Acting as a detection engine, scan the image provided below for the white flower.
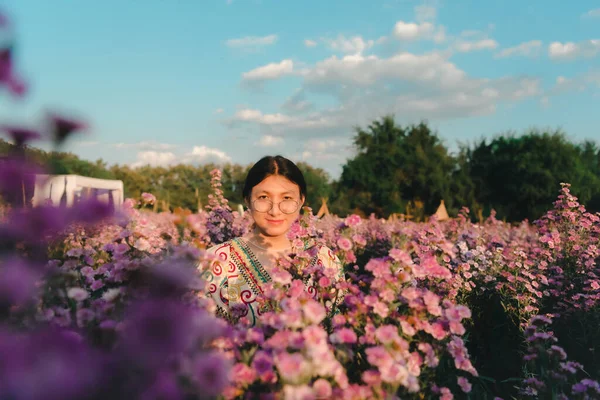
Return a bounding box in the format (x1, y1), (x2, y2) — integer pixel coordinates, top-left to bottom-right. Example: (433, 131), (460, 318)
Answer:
(102, 288), (122, 302)
(67, 287), (89, 302)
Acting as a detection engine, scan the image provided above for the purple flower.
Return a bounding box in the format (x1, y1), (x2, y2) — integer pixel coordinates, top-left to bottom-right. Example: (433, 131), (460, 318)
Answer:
(140, 370), (183, 400)
(69, 198), (115, 224)
(0, 327), (105, 400)
(0, 257), (42, 310)
(0, 46), (27, 98)
(118, 299), (207, 368)
(0, 156), (42, 207)
(46, 112), (87, 145)
(192, 352), (231, 397)
(0, 125), (41, 146)
(1, 204), (69, 243)
(0, 11), (9, 27)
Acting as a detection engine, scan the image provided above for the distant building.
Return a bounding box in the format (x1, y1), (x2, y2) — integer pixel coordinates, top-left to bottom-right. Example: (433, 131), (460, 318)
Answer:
(32, 174), (124, 209)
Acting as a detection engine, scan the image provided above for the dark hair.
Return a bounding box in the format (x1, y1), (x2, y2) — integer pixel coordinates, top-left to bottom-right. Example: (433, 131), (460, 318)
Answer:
(242, 155), (307, 201)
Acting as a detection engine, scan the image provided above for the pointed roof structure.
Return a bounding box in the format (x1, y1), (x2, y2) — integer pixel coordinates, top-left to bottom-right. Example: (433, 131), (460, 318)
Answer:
(433, 200), (450, 221)
(316, 197), (330, 218)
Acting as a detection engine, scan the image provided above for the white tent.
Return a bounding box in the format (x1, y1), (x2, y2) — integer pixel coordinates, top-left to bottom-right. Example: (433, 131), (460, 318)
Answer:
(31, 174), (124, 209)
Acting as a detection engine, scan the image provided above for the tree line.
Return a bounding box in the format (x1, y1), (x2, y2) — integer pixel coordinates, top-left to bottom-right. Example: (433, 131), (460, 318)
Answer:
(2, 115), (599, 222)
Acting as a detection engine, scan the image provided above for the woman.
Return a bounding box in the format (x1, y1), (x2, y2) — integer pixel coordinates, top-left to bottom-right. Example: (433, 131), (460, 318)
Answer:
(201, 155), (343, 326)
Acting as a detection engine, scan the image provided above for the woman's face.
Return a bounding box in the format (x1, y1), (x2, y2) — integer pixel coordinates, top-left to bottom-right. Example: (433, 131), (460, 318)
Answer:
(247, 175), (304, 239)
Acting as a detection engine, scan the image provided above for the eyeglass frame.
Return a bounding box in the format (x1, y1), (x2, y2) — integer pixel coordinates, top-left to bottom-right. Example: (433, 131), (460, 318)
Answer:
(251, 198), (301, 214)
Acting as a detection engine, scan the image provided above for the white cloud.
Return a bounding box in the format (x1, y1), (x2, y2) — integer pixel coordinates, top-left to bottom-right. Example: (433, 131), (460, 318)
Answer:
(304, 52), (467, 89)
(415, 4), (437, 23)
(548, 39), (600, 60)
(113, 141), (178, 151)
(282, 90), (313, 113)
(455, 38), (498, 53)
(304, 39), (317, 48)
(582, 9), (600, 18)
(256, 135), (284, 147)
(131, 151), (178, 168)
(494, 40), (542, 58)
(242, 59), (294, 82)
(214, 108), (224, 114)
(393, 21), (435, 40)
(130, 146), (231, 168)
(185, 146), (232, 164)
(226, 19), (544, 149)
(233, 108), (292, 125)
(225, 34), (278, 48)
(324, 35), (375, 55)
(229, 45), (544, 140)
(545, 70), (599, 98)
(73, 140), (99, 147)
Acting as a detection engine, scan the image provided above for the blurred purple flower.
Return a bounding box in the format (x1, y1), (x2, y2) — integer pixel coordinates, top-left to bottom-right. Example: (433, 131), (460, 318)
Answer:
(0, 156), (41, 206)
(143, 257), (205, 296)
(0, 125), (41, 146)
(1, 204), (69, 243)
(46, 112), (87, 145)
(0, 11), (9, 27)
(0, 257), (43, 311)
(139, 370), (183, 400)
(192, 352), (231, 397)
(69, 197), (115, 224)
(118, 299), (203, 368)
(0, 327), (106, 400)
(0, 46), (27, 98)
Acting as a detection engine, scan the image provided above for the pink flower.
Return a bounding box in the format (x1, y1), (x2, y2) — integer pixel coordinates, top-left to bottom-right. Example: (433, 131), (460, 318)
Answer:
(230, 363), (257, 386)
(389, 248), (413, 264)
(373, 301), (389, 318)
(418, 343), (439, 367)
(344, 214), (362, 227)
(289, 279), (305, 297)
(439, 387), (454, 400)
(400, 318), (417, 336)
(303, 300), (326, 324)
(412, 255), (452, 280)
(449, 321), (466, 335)
(457, 377), (472, 393)
(423, 291), (442, 316)
(401, 287), (421, 301)
(380, 363), (408, 385)
(318, 276), (331, 287)
(283, 385), (314, 400)
(375, 325), (399, 345)
(303, 325), (328, 345)
(425, 321), (448, 340)
(313, 379), (333, 399)
(141, 192), (156, 205)
(352, 234), (367, 247)
(337, 237), (352, 251)
(271, 268), (293, 285)
(330, 328), (357, 344)
(275, 353), (308, 383)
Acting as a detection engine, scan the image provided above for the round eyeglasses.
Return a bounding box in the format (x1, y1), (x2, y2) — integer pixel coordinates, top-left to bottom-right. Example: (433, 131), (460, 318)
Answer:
(252, 198), (300, 214)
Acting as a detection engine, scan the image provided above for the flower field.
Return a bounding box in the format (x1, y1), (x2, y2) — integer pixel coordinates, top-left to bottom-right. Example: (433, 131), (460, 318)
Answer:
(1, 10), (600, 400)
(1, 165), (599, 399)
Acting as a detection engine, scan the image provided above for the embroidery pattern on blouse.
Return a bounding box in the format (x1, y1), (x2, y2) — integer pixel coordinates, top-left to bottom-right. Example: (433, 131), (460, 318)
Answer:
(203, 238), (343, 325)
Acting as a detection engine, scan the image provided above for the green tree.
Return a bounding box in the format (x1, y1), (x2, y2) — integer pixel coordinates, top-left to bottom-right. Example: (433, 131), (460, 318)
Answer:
(296, 162), (332, 212)
(335, 116), (456, 217)
(466, 129), (600, 221)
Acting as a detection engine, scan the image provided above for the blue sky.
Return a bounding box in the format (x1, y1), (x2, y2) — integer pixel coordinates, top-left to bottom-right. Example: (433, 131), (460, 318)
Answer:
(0, 0), (599, 178)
